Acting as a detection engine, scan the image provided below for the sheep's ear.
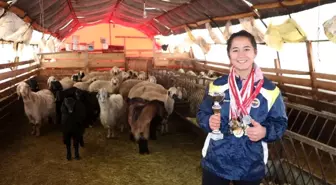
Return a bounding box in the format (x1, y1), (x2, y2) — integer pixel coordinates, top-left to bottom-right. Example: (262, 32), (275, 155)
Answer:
(96, 92), (100, 99)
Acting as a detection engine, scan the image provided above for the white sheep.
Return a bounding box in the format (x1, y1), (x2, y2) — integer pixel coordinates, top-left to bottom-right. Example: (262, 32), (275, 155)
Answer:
(47, 76), (74, 90)
(97, 88), (127, 138)
(73, 77), (97, 91)
(110, 66), (121, 76)
(147, 75), (157, 83)
(186, 70), (197, 76)
(137, 73), (147, 80)
(16, 82), (56, 136)
(177, 68), (185, 73)
(88, 77), (119, 94)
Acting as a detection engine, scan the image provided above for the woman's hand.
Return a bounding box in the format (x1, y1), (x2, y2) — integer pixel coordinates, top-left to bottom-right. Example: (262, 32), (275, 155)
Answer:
(209, 114), (221, 131)
(246, 119), (266, 142)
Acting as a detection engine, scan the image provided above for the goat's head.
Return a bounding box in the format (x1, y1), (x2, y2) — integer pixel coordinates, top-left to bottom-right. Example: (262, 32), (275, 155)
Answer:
(111, 66), (121, 76)
(121, 71), (131, 81)
(75, 89), (84, 100)
(110, 77), (120, 86)
(47, 76), (57, 87)
(79, 71), (85, 79)
(63, 97), (76, 114)
(96, 88), (109, 103)
(50, 81), (63, 95)
(17, 82), (30, 100)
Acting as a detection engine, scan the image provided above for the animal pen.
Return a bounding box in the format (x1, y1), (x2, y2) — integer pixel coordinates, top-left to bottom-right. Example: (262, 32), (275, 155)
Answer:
(0, 0), (335, 185)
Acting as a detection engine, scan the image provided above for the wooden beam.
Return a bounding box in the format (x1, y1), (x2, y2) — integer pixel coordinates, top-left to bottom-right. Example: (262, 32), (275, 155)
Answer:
(284, 93), (336, 115)
(41, 61), (86, 68)
(315, 80), (336, 92)
(88, 53), (125, 61)
(314, 72), (336, 81)
(262, 67), (310, 75)
(279, 85), (336, 102)
(265, 74), (312, 87)
(252, 0), (325, 10)
(0, 65), (40, 81)
(306, 41), (318, 102)
(0, 60), (35, 70)
(171, 0), (325, 31)
(0, 70), (39, 91)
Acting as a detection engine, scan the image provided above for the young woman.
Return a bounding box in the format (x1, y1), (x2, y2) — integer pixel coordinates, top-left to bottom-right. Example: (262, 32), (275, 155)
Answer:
(197, 30), (288, 185)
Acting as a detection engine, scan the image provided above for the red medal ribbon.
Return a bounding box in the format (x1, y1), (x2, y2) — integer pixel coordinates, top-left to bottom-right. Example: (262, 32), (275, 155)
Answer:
(229, 67), (264, 119)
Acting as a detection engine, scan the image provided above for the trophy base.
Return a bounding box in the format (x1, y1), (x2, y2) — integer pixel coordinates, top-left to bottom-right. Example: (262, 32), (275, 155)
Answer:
(211, 130), (224, 140)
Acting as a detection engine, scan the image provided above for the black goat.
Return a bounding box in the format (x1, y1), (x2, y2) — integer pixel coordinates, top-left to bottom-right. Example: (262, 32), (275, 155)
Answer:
(61, 97), (86, 160)
(74, 89), (100, 127)
(26, 77), (39, 92)
(54, 87), (78, 124)
(71, 71), (85, 82)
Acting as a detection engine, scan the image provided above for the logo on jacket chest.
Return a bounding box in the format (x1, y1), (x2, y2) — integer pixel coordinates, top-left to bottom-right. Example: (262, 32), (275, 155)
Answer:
(251, 98), (260, 108)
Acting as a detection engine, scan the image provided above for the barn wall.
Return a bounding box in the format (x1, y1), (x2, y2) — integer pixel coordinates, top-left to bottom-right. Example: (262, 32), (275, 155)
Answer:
(64, 24), (153, 57)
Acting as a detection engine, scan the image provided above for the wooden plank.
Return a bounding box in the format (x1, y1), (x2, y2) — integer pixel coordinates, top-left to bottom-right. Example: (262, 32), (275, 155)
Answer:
(306, 41), (318, 101)
(314, 72), (336, 81)
(0, 85), (17, 99)
(41, 61), (86, 68)
(253, 0), (322, 10)
(0, 70), (39, 90)
(265, 74), (312, 87)
(279, 85), (336, 102)
(0, 65), (40, 81)
(154, 52), (190, 59)
(0, 60), (35, 70)
(315, 80), (336, 92)
(284, 93), (336, 114)
(262, 67), (310, 75)
(204, 61), (231, 68)
(41, 52), (85, 60)
(89, 53), (125, 60)
(89, 61), (125, 68)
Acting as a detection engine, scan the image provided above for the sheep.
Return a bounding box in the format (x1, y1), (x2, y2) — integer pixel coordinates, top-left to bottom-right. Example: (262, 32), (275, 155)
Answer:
(47, 76), (74, 90)
(137, 72), (147, 80)
(97, 88), (127, 138)
(177, 68), (185, 73)
(73, 77), (97, 91)
(54, 87), (79, 125)
(128, 99), (167, 154)
(207, 70), (217, 78)
(127, 70), (138, 79)
(71, 71), (85, 82)
(186, 70), (197, 76)
(119, 79), (143, 99)
(110, 66), (121, 76)
(147, 75), (157, 83)
(16, 82), (56, 136)
(119, 71), (131, 82)
(26, 77), (39, 92)
(75, 88), (100, 128)
(88, 77), (119, 94)
(168, 86), (183, 100)
(128, 81), (175, 136)
(61, 97), (86, 160)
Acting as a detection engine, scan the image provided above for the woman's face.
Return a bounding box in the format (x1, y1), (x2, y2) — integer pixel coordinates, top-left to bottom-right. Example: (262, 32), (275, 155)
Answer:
(228, 36), (257, 72)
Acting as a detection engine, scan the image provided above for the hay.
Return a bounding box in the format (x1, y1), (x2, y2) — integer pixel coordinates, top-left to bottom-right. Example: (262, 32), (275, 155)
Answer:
(0, 109), (203, 185)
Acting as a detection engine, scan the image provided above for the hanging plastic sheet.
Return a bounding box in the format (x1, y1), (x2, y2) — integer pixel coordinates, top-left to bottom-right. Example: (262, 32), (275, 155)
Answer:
(265, 18), (307, 51)
(323, 15), (336, 43)
(223, 21), (232, 42)
(239, 17), (265, 43)
(205, 22), (222, 44)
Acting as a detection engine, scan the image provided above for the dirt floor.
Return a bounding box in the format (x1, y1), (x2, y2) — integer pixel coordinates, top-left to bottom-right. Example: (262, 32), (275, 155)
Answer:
(0, 102), (205, 185)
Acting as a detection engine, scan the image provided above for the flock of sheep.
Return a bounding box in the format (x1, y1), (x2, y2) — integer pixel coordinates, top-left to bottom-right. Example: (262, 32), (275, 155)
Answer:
(15, 65), (217, 160)
(16, 66), (192, 159)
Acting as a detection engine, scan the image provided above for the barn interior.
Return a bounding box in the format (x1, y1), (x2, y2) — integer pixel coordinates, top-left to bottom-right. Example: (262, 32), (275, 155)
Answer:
(0, 0), (335, 185)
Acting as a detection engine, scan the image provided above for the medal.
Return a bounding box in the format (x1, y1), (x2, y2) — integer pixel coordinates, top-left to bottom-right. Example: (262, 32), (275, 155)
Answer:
(228, 66), (264, 138)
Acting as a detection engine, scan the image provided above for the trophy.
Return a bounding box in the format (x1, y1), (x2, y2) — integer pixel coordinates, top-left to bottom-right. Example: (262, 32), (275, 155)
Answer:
(208, 91), (225, 140)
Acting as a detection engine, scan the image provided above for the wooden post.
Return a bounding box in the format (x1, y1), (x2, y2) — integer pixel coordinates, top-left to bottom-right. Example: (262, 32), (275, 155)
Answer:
(83, 51), (89, 73)
(274, 58), (284, 89)
(306, 41), (318, 102)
